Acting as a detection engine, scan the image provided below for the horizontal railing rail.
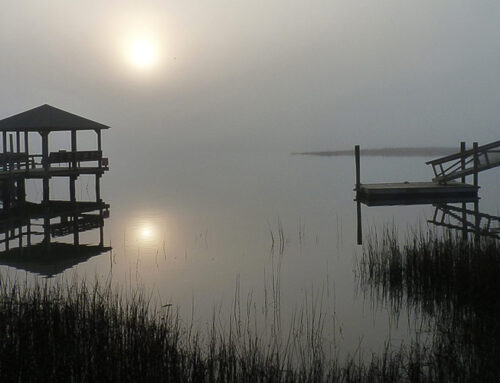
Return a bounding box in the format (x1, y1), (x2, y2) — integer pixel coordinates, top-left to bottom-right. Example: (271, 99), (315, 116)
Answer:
(426, 140), (500, 183)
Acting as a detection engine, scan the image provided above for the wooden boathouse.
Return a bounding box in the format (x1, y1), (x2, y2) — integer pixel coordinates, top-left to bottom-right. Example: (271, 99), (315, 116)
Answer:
(0, 104), (110, 266)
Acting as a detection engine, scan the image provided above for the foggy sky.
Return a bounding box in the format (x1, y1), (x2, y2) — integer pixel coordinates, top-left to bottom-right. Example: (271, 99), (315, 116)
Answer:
(1, 1), (500, 155)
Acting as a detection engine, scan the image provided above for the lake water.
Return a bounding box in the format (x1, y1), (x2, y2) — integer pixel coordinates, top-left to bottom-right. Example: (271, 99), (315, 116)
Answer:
(2, 142), (500, 361)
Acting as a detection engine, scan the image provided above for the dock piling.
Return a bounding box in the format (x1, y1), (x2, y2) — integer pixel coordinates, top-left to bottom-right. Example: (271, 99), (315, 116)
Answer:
(355, 145), (360, 190)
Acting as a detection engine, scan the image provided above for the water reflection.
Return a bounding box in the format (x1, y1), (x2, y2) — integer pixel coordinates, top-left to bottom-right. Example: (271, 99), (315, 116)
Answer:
(123, 213), (170, 252)
(0, 202), (110, 277)
(356, 198), (500, 245)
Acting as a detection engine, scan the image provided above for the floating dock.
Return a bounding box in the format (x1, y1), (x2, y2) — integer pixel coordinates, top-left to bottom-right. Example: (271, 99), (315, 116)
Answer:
(353, 144), (484, 207)
(353, 141), (500, 244)
(357, 181), (478, 206)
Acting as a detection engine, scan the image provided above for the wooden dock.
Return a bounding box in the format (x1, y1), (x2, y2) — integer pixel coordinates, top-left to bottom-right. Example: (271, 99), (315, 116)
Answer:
(356, 181), (478, 206)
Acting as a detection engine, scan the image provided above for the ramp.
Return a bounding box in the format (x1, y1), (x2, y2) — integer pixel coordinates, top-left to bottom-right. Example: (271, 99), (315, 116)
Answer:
(426, 140), (500, 183)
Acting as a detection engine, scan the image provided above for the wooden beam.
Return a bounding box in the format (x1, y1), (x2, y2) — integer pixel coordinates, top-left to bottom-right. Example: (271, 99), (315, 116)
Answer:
(355, 145), (360, 190)
(473, 142), (478, 188)
(41, 131), (50, 203)
(71, 129), (77, 169)
(24, 131), (29, 168)
(461, 142), (467, 240)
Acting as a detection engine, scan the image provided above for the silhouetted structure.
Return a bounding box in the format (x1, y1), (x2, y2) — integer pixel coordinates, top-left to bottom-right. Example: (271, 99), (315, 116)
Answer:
(0, 105), (110, 275)
(354, 141), (500, 244)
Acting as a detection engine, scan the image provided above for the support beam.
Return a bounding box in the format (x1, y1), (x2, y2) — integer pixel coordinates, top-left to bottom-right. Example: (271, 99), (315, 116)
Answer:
(355, 145), (360, 190)
(473, 142), (479, 188)
(16, 131), (20, 169)
(357, 201), (362, 245)
(41, 132), (50, 203)
(71, 129), (77, 169)
(24, 131), (29, 169)
(96, 175), (101, 202)
(473, 142), (480, 243)
(27, 221), (31, 246)
(97, 129), (102, 153)
(18, 226), (22, 248)
(73, 216), (80, 246)
(461, 142), (467, 240)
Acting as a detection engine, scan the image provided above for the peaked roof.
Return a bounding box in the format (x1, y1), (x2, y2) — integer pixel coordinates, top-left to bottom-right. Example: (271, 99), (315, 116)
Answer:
(0, 104), (110, 132)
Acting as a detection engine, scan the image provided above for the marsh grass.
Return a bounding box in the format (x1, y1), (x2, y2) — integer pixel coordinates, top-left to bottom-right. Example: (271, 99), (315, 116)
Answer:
(4, 226), (499, 381)
(0, 273), (452, 382)
(358, 228), (500, 382)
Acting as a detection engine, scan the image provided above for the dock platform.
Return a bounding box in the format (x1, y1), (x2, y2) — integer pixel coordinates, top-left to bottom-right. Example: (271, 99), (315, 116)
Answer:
(356, 181), (478, 206)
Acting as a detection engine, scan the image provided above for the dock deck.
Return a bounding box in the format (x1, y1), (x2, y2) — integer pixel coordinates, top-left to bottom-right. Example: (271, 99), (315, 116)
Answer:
(356, 181), (478, 206)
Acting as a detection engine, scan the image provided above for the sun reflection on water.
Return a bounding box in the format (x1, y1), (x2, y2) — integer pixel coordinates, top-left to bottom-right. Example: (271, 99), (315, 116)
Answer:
(125, 213), (171, 254)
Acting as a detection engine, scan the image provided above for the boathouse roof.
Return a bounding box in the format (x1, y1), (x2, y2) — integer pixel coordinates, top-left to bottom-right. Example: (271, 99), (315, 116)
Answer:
(0, 104), (110, 132)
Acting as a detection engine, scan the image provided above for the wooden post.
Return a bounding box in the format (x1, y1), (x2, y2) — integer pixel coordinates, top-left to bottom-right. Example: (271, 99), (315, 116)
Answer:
(70, 130), (79, 245)
(71, 130), (77, 169)
(460, 142), (467, 240)
(27, 221), (31, 246)
(473, 142), (479, 188)
(473, 142), (479, 243)
(41, 132), (49, 203)
(16, 178), (25, 202)
(357, 201), (362, 245)
(18, 226), (22, 248)
(8, 134), (13, 171)
(9, 134), (13, 153)
(99, 211), (104, 247)
(24, 131), (29, 169)
(43, 217), (51, 253)
(355, 145), (360, 190)
(15, 131), (20, 169)
(96, 129), (102, 203)
(96, 176), (101, 202)
(97, 129), (102, 153)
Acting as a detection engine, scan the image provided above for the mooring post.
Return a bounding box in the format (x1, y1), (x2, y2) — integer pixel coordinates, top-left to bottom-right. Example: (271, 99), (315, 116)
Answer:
(473, 142), (479, 188)
(460, 142), (467, 239)
(357, 201), (362, 245)
(355, 145), (360, 190)
(354, 145), (362, 244)
(473, 142), (480, 242)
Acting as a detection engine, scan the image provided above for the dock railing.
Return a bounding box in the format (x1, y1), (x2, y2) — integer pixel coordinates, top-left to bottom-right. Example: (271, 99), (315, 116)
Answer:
(426, 140), (500, 183)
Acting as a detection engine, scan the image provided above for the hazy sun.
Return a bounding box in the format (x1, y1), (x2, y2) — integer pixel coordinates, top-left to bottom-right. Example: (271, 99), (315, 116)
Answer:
(129, 38), (156, 68)
(141, 227), (152, 238)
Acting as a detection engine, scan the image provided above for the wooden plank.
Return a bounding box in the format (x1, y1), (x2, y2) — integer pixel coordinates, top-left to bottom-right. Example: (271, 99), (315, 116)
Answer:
(0, 166), (108, 180)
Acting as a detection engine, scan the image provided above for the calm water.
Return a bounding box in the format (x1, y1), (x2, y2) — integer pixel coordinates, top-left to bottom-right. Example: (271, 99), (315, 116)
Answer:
(3, 142), (500, 360)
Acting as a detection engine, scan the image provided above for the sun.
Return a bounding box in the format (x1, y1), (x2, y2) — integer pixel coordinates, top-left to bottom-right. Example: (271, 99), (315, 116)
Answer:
(141, 227), (152, 238)
(129, 38), (156, 68)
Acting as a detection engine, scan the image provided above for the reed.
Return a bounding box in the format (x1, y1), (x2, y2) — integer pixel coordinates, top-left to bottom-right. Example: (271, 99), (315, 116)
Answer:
(0, 273), (445, 382)
(358, 228), (500, 382)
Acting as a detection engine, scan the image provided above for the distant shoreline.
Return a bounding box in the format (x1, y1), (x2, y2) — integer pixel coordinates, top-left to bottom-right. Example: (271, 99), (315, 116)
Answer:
(292, 147), (457, 157)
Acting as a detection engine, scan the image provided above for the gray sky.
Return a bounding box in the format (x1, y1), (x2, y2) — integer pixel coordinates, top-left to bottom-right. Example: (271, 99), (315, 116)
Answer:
(1, 1), (500, 153)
